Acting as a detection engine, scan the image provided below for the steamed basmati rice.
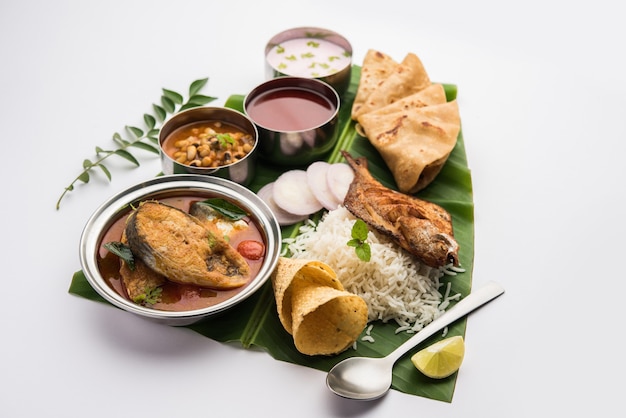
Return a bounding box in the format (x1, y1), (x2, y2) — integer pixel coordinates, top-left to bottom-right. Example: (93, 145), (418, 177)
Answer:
(283, 207), (462, 335)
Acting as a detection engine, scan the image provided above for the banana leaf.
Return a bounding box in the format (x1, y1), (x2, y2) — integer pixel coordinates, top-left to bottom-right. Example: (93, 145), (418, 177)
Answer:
(69, 66), (474, 403)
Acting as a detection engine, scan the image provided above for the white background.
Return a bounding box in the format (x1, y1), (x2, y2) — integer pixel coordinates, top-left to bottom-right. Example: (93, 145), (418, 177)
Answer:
(2, 0), (624, 416)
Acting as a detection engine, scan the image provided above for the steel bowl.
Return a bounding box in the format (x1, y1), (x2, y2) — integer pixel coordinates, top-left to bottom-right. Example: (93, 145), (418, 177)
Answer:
(264, 26), (352, 96)
(158, 107), (259, 186)
(79, 175), (281, 326)
(244, 76), (340, 166)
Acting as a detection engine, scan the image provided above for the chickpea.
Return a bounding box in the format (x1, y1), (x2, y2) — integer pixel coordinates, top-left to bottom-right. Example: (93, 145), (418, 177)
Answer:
(198, 145), (211, 158)
(174, 139), (189, 148)
(187, 146), (197, 161)
(165, 121), (256, 168)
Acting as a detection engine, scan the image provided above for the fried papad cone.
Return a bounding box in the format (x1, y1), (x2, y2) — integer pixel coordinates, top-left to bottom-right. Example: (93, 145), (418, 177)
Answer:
(351, 49), (399, 120)
(270, 257), (368, 355)
(352, 52), (431, 120)
(270, 257), (343, 334)
(358, 99), (461, 193)
(291, 284), (368, 356)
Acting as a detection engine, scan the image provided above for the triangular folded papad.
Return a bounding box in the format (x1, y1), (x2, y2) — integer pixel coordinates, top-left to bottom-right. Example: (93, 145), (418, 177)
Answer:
(358, 100), (461, 194)
(352, 52), (431, 120)
(357, 83), (447, 118)
(351, 49), (399, 120)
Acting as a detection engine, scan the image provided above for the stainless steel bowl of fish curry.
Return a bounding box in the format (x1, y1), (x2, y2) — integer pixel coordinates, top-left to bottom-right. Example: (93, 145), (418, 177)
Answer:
(79, 175), (281, 326)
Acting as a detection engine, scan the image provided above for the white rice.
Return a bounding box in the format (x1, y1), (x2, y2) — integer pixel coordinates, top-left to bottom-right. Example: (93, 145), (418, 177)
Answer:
(361, 324), (375, 343)
(283, 206), (462, 335)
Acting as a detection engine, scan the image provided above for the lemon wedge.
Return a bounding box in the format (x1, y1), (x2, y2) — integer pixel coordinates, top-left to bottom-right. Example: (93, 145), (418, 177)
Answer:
(411, 335), (465, 379)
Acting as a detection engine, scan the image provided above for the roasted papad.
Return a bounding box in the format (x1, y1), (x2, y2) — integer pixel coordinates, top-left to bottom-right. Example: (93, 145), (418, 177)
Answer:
(358, 96), (461, 194)
(351, 49), (461, 193)
(352, 52), (431, 120)
(351, 49), (399, 120)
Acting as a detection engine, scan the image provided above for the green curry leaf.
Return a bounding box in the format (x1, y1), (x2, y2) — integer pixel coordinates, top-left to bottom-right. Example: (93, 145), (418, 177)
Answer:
(103, 241), (135, 270)
(347, 219), (371, 262)
(197, 198), (248, 221)
(144, 113), (156, 129)
(162, 88), (183, 104)
(97, 164), (112, 181)
(189, 78), (208, 96)
(188, 94), (218, 106)
(56, 78), (217, 210)
(134, 286), (163, 306)
(354, 243), (371, 262)
(217, 133), (235, 148)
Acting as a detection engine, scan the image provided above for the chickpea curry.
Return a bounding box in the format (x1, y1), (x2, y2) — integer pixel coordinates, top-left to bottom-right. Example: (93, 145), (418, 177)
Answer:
(162, 121), (255, 168)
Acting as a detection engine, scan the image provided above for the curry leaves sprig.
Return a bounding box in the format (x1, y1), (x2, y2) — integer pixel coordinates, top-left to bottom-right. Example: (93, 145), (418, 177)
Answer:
(56, 78), (217, 210)
(347, 219), (371, 262)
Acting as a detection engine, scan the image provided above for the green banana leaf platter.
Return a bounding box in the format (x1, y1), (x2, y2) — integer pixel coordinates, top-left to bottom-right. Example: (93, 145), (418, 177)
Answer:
(69, 66), (474, 403)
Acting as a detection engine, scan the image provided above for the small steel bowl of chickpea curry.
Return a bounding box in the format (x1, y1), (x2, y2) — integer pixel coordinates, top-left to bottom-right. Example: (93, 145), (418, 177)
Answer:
(159, 106), (259, 185)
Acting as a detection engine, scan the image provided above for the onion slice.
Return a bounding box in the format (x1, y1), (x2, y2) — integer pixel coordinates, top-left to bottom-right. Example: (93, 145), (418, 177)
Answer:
(326, 162), (354, 203)
(306, 161), (342, 211)
(272, 170), (323, 216)
(257, 183), (309, 226)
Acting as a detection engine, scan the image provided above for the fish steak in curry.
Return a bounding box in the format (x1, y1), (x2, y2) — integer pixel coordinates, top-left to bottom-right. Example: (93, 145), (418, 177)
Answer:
(125, 201), (251, 290)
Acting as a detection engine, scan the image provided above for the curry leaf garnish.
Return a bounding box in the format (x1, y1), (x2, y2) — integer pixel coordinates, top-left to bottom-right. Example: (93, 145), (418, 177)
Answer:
(197, 198), (248, 220)
(133, 286), (163, 306)
(347, 219), (371, 262)
(206, 231), (218, 249)
(103, 241), (135, 270)
(217, 133), (235, 148)
(56, 78), (218, 210)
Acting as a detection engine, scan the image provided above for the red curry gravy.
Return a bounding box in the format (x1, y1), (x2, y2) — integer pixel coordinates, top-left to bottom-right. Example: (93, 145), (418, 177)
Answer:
(245, 87), (336, 131)
(97, 195), (266, 312)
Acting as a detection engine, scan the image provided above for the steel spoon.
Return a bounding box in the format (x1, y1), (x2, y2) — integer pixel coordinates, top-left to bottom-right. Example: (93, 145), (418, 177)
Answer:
(326, 281), (505, 400)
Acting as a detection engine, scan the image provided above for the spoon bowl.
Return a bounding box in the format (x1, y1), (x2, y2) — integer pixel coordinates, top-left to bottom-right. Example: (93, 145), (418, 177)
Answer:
(326, 281), (505, 400)
(326, 356), (394, 400)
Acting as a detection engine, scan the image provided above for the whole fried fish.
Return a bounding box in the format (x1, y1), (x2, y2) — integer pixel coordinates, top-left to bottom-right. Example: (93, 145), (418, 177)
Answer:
(125, 201), (250, 289)
(341, 151), (459, 268)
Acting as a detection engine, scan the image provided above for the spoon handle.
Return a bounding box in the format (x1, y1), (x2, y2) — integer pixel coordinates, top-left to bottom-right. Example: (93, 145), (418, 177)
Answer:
(386, 281), (505, 363)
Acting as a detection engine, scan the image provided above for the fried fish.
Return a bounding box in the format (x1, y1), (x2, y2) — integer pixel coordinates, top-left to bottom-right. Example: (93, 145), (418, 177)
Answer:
(125, 201), (250, 289)
(341, 151), (459, 268)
